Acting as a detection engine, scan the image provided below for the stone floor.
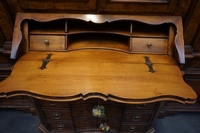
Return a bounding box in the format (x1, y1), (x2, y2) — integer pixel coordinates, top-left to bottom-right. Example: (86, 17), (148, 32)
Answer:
(0, 109), (200, 133)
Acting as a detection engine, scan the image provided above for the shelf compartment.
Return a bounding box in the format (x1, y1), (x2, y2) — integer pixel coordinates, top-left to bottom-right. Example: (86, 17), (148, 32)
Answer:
(131, 22), (169, 38)
(66, 19), (131, 36)
(67, 33), (130, 52)
(29, 20), (66, 35)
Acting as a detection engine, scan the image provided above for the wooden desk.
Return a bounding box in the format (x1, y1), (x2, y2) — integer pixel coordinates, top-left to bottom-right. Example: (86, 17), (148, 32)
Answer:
(0, 13), (197, 133)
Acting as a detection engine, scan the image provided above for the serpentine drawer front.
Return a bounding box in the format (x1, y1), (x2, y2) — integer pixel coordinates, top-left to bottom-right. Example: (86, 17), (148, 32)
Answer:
(0, 13), (197, 133)
(35, 98), (158, 133)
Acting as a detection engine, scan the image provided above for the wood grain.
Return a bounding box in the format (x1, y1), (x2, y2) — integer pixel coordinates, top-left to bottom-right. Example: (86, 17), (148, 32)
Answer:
(0, 50), (196, 104)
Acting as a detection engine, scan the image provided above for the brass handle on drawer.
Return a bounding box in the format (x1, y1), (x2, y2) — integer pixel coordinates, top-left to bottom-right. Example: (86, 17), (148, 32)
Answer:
(57, 124), (64, 130)
(147, 42), (152, 47)
(129, 126), (136, 132)
(44, 39), (49, 45)
(48, 101), (57, 106)
(53, 112), (61, 119)
(136, 104), (146, 109)
(132, 114), (141, 121)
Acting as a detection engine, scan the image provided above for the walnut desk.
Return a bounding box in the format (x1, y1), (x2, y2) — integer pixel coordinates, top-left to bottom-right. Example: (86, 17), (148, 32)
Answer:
(0, 13), (197, 133)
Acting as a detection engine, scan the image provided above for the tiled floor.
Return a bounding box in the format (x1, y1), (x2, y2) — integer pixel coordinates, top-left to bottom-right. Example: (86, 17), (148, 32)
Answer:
(0, 109), (200, 133)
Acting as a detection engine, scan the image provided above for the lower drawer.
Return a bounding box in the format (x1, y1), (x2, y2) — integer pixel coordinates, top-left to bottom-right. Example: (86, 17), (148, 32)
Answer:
(123, 112), (152, 122)
(42, 109), (71, 120)
(38, 99), (69, 108)
(73, 118), (97, 128)
(120, 124), (147, 132)
(47, 122), (74, 132)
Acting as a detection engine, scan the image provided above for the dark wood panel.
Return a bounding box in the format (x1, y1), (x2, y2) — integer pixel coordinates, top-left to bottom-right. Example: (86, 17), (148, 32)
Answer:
(183, 0), (200, 47)
(192, 27), (200, 52)
(0, 1), (13, 40)
(0, 29), (6, 47)
(18, 0), (97, 12)
(98, 0), (179, 14)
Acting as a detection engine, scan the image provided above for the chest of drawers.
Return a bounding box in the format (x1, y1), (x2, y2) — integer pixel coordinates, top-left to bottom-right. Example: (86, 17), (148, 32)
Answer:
(33, 98), (159, 133)
(0, 13), (197, 133)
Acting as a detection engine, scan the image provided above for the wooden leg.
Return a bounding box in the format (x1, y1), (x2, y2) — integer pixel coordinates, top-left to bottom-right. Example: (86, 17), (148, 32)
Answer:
(146, 127), (156, 133)
(38, 124), (49, 133)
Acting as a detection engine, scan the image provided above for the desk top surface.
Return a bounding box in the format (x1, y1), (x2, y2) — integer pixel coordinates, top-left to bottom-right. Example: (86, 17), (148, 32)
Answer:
(0, 50), (197, 104)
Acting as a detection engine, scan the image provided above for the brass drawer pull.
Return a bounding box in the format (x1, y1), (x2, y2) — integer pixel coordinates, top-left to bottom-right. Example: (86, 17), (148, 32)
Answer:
(147, 42), (152, 47)
(136, 104), (146, 109)
(53, 112), (61, 119)
(132, 114), (141, 121)
(44, 39), (49, 45)
(57, 124), (64, 130)
(129, 126), (136, 132)
(48, 101), (57, 106)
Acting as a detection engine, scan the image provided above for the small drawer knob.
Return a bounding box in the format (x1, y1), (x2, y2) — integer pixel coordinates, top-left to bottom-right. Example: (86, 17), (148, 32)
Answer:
(48, 101), (57, 106)
(44, 39), (49, 45)
(136, 104), (146, 109)
(147, 42), (152, 47)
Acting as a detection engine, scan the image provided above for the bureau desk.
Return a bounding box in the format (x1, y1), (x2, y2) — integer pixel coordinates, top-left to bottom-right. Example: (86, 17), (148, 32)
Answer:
(0, 13), (197, 133)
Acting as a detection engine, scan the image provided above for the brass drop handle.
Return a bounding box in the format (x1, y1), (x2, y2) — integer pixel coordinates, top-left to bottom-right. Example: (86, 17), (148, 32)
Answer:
(53, 112), (61, 119)
(44, 39), (49, 45)
(57, 124), (64, 130)
(147, 42), (152, 47)
(136, 104), (146, 109)
(48, 101), (57, 106)
(129, 126), (136, 132)
(132, 114), (141, 121)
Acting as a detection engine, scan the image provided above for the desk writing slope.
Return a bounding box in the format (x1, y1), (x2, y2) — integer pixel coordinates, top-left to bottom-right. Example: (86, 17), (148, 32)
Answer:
(0, 50), (196, 104)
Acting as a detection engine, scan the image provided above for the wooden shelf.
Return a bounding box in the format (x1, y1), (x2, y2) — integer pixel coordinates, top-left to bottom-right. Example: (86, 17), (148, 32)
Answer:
(67, 19), (131, 36)
(132, 22), (169, 38)
(29, 20), (66, 35)
(67, 33), (130, 51)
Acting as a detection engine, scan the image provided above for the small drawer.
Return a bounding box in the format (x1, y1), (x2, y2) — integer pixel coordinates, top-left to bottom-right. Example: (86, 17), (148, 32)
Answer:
(72, 106), (94, 118)
(70, 98), (97, 107)
(48, 122), (74, 132)
(131, 38), (168, 54)
(98, 118), (120, 131)
(30, 35), (65, 51)
(73, 118), (97, 128)
(125, 103), (156, 110)
(42, 109), (71, 120)
(38, 99), (69, 108)
(103, 106), (123, 119)
(120, 124), (146, 132)
(99, 99), (125, 108)
(123, 112), (152, 122)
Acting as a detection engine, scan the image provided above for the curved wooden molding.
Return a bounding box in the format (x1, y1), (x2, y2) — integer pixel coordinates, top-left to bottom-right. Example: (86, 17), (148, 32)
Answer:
(11, 13), (185, 63)
(0, 91), (196, 104)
